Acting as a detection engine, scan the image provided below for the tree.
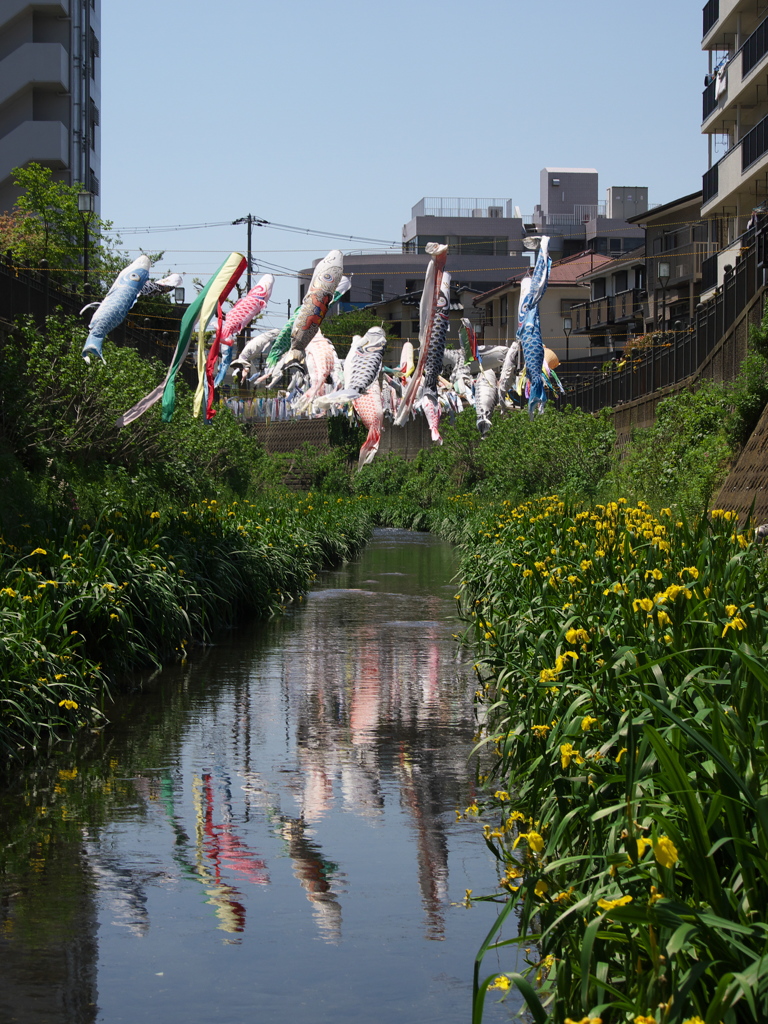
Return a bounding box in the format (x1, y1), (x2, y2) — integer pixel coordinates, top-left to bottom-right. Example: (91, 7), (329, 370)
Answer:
(6, 163), (161, 293)
(321, 307), (393, 357)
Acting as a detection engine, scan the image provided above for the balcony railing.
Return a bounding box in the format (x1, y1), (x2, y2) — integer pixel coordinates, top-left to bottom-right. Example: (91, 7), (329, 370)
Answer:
(742, 112), (768, 170)
(703, 162), (719, 203)
(742, 15), (768, 77)
(703, 78), (717, 120)
(703, 0), (719, 37)
(613, 289), (645, 321)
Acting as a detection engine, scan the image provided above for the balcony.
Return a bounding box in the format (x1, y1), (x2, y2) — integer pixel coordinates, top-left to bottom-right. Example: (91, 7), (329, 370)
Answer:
(742, 112), (768, 170)
(702, 78), (717, 121)
(570, 296), (616, 333)
(742, 15), (768, 75)
(613, 289), (645, 322)
(0, 43), (69, 109)
(704, 16), (768, 132)
(703, 0), (719, 37)
(703, 162), (719, 203)
(0, 120), (68, 180)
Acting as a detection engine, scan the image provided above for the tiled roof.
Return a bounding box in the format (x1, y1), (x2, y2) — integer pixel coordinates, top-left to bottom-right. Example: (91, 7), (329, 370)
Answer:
(473, 250), (614, 303)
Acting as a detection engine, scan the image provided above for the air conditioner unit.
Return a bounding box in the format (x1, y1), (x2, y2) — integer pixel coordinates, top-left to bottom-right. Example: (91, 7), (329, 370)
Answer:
(471, 209), (484, 217)
(675, 264), (686, 278)
(488, 206), (503, 218)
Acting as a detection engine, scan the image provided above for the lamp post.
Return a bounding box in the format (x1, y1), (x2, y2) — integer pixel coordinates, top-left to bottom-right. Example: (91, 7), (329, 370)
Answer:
(657, 261), (670, 336)
(562, 315), (572, 365)
(562, 316), (572, 406)
(77, 191), (95, 297)
(656, 261), (670, 391)
(174, 285), (185, 305)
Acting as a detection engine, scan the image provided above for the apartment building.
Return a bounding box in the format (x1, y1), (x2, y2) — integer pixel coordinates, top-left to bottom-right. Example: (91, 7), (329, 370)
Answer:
(700, 0), (768, 288)
(301, 198), (531, 309)
(0, 0), (101, 213)
(531, 169), (647, 262)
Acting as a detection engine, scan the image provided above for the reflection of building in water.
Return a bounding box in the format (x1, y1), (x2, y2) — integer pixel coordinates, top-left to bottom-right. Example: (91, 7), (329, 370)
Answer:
(280, 588), (473, 939)
(82, 839), (151, 937)
(0, 838), (99, 1024)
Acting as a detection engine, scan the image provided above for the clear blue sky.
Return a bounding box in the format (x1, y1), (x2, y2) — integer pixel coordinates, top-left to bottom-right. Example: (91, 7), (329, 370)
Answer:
(101, 0), (705, 324)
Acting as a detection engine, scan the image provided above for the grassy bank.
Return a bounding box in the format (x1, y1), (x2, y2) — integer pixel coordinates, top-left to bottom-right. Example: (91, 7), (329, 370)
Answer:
(0, 494), (374, 764)
(447, 495), (768, 1024)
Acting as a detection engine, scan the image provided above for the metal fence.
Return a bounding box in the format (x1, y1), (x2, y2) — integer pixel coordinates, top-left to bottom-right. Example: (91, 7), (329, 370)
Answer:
(560, 220), (767, 414)
(0, 253), (189, 374)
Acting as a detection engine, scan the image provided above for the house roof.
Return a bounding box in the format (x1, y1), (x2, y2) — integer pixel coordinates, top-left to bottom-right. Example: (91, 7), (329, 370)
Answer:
(576, 245), (646, 283)
(626, 191), (702, 225)
(472, 250), (614, 304)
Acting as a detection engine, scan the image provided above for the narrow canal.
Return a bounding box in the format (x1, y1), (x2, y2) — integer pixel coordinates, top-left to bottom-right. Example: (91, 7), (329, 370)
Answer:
(0, 529), (518, 1023)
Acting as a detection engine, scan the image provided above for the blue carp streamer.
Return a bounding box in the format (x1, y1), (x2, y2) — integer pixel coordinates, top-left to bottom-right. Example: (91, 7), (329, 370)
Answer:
(517, 236), (551, 417)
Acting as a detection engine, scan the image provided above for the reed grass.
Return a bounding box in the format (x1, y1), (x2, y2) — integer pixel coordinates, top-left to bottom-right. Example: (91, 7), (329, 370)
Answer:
(0, 494), (373, 763)
(448, 496), (768, 1024)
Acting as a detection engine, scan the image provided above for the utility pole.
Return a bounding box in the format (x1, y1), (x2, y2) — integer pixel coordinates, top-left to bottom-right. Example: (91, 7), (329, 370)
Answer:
(233, 214), (266, 340)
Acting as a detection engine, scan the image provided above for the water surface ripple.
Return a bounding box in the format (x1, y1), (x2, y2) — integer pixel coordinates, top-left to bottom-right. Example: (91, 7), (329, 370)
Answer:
(0, 529), (518, 1023)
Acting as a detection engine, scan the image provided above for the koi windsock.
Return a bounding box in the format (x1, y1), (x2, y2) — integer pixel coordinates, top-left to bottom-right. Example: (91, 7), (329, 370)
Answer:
(394, 242), (448, 427)
(265, 274), (351, 374)
(517, 236), (551, 418)
(193, 254), (247, 419)
(116, 253), (246, 427)
(212, 274), (275, 390)
(458, 318), (478, 363)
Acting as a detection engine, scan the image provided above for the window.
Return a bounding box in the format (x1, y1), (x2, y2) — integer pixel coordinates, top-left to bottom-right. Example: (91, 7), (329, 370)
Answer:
(90, 30), (99, 78)
(415, 235), (447, 253)
(370, 280), (384, 302)
(389, 321), (401, 338)
(484, 302), (494, 327)
(411, 319), (419, 337)
(613, 270), (628, 292)
(634, 266), (645, 290)
(405, 279), (417, 293)
(457, 236), (507, 256)
(592, 278), (606, 299)
(499, 295), (508, 326)
(609, 238), (622, 254)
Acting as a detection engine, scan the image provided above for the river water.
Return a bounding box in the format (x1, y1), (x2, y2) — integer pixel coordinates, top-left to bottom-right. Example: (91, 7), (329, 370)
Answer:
(0, 529), (519, 1024)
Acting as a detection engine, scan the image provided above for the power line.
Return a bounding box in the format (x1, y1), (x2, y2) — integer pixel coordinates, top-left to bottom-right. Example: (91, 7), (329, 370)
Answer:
(114, 216), (400, 248)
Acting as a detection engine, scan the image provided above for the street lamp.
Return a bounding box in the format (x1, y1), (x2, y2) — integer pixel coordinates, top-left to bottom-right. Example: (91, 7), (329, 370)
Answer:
(174, 285), (186, 305)
(562, 315), (572, 364)
(654, 261), (671, 392)
(77, 191), (95, 297)
(657, 260), (670, 335)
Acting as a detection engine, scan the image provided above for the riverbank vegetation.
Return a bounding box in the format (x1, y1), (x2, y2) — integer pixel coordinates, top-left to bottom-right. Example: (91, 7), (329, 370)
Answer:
(4, 306), (768, 1020)
(441, 494), (767, 1024)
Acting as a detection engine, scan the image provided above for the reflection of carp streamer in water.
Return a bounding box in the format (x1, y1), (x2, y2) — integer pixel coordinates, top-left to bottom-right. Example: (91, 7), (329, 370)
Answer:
(278, 816), (342, 943)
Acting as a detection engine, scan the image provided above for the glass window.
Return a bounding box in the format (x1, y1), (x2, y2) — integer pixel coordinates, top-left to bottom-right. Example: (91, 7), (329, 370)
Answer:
(370, 280), (384, 302)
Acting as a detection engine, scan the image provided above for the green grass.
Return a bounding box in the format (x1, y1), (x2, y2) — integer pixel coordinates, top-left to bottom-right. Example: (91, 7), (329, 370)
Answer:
(444, 495), (768, 1024)
(0, 493), (374, 764)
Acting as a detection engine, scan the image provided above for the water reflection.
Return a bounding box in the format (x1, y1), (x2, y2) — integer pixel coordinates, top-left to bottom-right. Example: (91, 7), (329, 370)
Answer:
(0, 529), (516, 1024)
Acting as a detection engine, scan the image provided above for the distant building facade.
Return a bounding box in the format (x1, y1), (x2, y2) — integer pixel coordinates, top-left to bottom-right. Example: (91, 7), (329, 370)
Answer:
(0, 0), (101, 213)
(571, 246), (647, 353)
(530, 168), (647, 262)
(473, 250), (615, 361)
(299, 197), (532, 308)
